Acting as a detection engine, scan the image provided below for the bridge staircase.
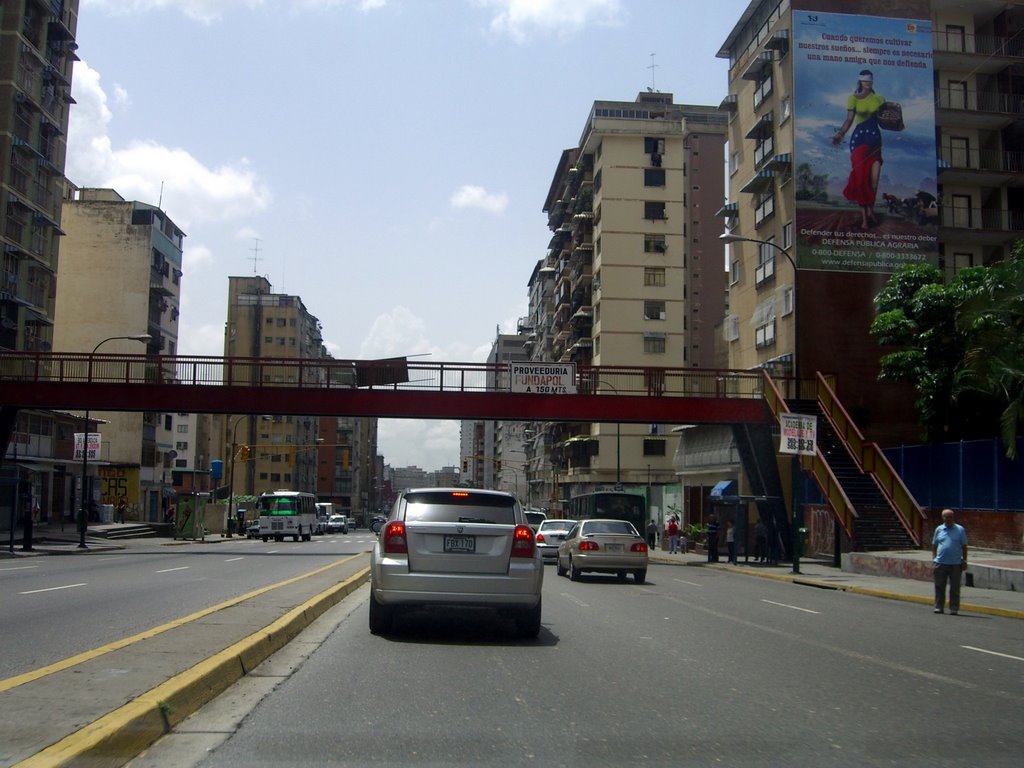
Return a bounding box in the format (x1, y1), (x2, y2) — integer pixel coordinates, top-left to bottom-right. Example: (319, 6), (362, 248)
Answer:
(731, 421), (793, 560)
(762, 371), (927, 552)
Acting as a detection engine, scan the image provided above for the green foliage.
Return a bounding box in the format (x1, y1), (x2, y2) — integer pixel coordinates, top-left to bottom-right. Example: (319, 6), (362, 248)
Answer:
(870, 247), (1023, 457)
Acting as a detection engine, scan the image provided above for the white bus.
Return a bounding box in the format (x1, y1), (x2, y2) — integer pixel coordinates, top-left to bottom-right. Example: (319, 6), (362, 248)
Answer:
(256, 490), (317, 542)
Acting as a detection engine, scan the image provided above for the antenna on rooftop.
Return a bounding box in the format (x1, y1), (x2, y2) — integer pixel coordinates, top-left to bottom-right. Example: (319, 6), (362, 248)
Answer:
(648, 53), (659, 92)
(157, 180), (164, 210)
(250, 238), (263, 274)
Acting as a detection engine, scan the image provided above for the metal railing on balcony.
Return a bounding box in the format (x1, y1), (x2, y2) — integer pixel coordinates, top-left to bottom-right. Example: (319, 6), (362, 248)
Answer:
(936, 86), (1024, 115)
(939, 145), (1024, 173)
(933, 30), (1024, 58)
(941, 205), (1024, 232)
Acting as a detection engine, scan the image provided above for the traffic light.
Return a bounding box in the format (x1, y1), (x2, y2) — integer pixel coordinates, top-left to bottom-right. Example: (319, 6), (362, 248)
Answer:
(495, 459), (502, 472)
(236, 445), (250, 462)
(462, 458), (468, 472)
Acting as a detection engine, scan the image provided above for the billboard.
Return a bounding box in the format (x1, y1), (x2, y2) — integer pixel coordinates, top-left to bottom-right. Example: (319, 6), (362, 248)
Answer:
(792, 3), (938, 273)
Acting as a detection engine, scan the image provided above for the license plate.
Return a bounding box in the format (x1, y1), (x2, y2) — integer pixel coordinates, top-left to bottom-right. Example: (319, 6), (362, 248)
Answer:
(605, 543), (624, 552)
(444, 535), (475, 553)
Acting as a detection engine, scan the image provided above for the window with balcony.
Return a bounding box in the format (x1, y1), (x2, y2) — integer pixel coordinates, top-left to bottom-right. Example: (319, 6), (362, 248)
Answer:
(644, 201), (667, 220)
(644, 301), (666, 320)
(755, 319), (776, 348)
(644, 234), (667, 253)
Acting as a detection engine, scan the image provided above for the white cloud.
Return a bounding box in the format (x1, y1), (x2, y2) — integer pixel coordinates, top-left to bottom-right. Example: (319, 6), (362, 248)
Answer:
(183, 242), (215, 272)
(473, 0), (624, 43)
(449, 185), (509, 214)
(67, 61), (272, 230)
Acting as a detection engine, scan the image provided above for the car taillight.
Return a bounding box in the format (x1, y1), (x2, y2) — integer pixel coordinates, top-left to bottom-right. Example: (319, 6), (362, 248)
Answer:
(510, 524), (535, 558)
(383, 521), (407, 554)
(536, 532), (545, 542)
(578, 540), (600, 551)
(630, 542), (649, 553)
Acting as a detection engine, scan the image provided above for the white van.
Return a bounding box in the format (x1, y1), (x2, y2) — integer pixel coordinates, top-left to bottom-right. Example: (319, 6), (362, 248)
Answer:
(314, 502), (336, 535)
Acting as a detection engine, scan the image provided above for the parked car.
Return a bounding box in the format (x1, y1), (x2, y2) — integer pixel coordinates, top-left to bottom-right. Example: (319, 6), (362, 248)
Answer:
(326, 514), (349, 534)
(556, 518), (649, 583)
(534, 518), (575, 563)
(246, 521), (260, 539)
(369, 488), (543, 637)
(369, 514), (387, 534)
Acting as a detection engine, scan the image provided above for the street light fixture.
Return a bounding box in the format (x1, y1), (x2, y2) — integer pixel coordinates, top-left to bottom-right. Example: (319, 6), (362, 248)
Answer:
(79, 334), (151, 549)
(720, 232), (805, 574)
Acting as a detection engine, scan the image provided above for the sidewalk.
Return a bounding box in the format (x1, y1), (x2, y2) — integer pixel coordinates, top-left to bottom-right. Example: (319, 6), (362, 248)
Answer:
(648, 547), (1024, 620)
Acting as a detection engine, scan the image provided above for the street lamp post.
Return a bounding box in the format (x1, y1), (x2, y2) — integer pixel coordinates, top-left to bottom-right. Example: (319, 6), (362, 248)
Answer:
(79, 334), (151, 549)
(596, 381), (622, 486)
(227, 414), (247, 535)
(720, 232), (804, 574)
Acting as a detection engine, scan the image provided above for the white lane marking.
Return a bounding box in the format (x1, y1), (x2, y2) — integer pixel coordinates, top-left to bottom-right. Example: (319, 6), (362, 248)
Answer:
(673, 578), (703, 587)
(560, 593), (590, 608)
(224, 557), (244, 563)
(962, 645), (1024, 663)
(266, 550), (280, 554)
(20, 583), (87, 594)
(0, 565), (40, 572)
(761, 598), (820, 614)
(155, 566), (190, 574)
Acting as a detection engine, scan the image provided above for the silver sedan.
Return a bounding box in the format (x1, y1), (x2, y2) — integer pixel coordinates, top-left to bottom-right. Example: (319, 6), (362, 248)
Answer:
(369, 488), (544, 637)
(535, 518), (575, 563)
(556, 519), (649, 583)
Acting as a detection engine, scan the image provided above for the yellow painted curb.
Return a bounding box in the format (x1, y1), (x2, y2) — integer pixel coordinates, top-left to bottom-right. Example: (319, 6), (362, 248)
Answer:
(14, 566), (369, 768)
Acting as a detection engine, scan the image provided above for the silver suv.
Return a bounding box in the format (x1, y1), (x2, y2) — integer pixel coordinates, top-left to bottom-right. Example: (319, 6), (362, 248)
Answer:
(369, 488), (543, 637)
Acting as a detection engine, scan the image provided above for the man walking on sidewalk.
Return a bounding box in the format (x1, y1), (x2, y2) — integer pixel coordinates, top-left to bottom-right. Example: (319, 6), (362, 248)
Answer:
(932, 508), (968, 615)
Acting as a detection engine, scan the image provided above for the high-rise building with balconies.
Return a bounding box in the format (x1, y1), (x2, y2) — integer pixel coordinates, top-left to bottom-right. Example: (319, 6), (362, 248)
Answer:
(526, 92), (728, 509)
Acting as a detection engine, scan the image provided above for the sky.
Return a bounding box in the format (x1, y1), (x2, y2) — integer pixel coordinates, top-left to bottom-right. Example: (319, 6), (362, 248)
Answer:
(67, 0), (751, 470)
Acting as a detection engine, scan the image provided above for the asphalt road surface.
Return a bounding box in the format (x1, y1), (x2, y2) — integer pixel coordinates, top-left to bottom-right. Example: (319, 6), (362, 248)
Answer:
(136, 561), (1023, 768)
(0, 531), (377, 678)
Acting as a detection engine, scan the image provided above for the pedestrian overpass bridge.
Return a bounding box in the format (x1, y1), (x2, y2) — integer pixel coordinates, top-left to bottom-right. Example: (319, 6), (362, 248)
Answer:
(0, 352), (926, 552)
(0, 353), (773, 425)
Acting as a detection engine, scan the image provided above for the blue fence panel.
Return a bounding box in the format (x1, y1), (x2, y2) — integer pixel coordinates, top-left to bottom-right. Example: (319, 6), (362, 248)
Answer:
(884, 438), (1024, 512)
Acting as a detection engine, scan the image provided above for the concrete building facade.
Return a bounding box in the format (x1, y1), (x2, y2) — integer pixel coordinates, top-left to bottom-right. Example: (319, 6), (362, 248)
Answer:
(53, 187), (183, 522)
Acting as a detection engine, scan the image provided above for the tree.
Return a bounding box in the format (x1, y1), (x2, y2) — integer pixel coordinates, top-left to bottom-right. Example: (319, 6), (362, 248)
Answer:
(954, 245), (1024, 458)
(870, 259), (1009, 450)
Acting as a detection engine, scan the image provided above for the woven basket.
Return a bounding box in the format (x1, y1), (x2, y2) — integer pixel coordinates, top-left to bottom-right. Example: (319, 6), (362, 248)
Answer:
(877, 101), (904, 131)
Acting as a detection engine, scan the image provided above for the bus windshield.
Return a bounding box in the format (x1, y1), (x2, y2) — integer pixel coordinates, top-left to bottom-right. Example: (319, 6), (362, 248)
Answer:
(259, 498), (301, 515)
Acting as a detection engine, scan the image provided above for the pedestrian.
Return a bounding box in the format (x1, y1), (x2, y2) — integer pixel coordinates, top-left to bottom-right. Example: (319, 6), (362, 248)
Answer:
(116, 497), (127, 524)
(726, 521), (737, 564)
(666, 516), (680, 554)
(754, 519), (768, 563)
(706, 514), (720, 562)
(932, 508), (968, 615)
(646, 519), (658, 549)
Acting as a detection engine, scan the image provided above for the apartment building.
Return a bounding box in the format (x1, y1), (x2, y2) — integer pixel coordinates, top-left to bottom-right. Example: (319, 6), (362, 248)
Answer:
(221, 275), (326, 497)
(524, 92), (728, 508)
(53, 187), (183, 522)
(0, 0), (80, 528)
(718, 0), (1023, 447)
(317, 414), (379, 525)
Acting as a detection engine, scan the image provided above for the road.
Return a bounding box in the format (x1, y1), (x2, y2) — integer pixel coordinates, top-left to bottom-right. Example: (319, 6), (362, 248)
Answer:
(0, 530), (377, 678)
(136, 560), (1023, 768)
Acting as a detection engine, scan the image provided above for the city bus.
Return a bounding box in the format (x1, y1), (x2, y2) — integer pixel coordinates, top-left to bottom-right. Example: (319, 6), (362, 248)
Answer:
(567, 491), (647, 535)
(256, 490), (318, 542)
